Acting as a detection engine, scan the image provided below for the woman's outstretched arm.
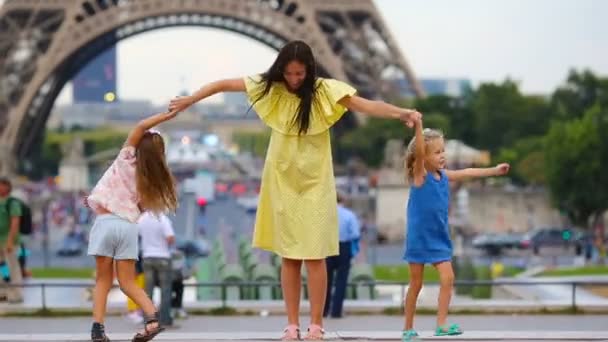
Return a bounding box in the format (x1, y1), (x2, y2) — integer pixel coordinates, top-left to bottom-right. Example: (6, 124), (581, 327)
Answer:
(169, 78), (246, 112)
(338, 95), (421, 127)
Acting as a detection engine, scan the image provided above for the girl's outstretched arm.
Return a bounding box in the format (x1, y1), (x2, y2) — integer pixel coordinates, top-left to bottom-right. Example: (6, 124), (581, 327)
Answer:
(412, 118), (426, 187)
(445, 163), (510, 182)
(125, 110), (179, 147)
(169, 78), (246, 113)
(338, 95), (421, 127)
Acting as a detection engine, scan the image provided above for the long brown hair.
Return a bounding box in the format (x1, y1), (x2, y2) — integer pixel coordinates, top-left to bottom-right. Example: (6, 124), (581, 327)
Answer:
(135, 132), (177, 214)
(404, 128), (444, 182)
(250, 40), (319, 135)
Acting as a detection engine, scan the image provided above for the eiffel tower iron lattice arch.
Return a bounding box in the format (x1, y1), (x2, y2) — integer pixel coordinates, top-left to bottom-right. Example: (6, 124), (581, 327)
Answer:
(0, 0), (424, 175)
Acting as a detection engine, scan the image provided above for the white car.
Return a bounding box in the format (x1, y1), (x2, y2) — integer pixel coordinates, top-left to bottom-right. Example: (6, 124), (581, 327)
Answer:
(236, 195), (259, 213)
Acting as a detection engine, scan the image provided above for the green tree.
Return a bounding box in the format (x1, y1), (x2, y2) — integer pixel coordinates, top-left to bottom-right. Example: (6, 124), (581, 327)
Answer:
(232, 130), (271, 158)
(551, 69), (608, 120)
(423, 112), (451, 136)
(495, 136), (545, 185)
(69, 124), (86, 132)
(545, 105), (607, 228)
(545, 71), (608, 263)
(413, 95), (473, 143)
(472, 80), (551, 154)
(25, 127), (128, 180)
(339, 118), (409, 167)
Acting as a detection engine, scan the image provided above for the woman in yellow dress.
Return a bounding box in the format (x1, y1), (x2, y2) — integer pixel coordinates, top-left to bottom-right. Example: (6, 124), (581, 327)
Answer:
(169, 40), (421, 340)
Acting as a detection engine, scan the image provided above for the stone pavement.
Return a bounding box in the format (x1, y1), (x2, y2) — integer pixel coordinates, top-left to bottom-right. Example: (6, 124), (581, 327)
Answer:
(0, 331), (607, 341)
(1, 315), (607, 341)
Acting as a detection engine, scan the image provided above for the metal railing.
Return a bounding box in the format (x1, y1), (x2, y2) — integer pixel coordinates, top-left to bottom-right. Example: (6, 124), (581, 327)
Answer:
(2, 279), (607, 311)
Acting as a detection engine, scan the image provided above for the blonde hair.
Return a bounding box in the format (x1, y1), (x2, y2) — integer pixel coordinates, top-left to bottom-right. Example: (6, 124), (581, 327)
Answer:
(135, 132), (178, 214)
(404, 128), (444, 182)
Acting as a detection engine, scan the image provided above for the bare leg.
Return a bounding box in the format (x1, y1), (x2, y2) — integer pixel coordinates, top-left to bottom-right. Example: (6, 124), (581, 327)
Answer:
(281, 257), (303, 327)
(116, 259), (159, 336)
(433, 261), (454, 328)
(304, 259), (327, 326)
(116, 259), (157, 315)
(92, 256), (114, 324)
(404, 263), (424, 330)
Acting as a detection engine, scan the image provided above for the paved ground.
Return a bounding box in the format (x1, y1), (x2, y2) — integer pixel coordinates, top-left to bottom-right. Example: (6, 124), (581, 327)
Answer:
(0, 315), (607, 341)
(2, 314), (608, 333)
(0, 331), (606, 341)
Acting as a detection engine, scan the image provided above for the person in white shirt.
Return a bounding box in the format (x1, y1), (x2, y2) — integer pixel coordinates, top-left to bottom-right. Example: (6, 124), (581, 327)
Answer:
(138, 212), (175, 327)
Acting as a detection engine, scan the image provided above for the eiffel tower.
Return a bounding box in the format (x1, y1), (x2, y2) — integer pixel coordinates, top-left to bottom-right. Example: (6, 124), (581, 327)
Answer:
(0, 0), (424, 175)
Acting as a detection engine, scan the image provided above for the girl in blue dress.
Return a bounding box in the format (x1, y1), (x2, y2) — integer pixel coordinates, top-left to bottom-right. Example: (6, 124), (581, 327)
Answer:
(402, 117), (510, 341)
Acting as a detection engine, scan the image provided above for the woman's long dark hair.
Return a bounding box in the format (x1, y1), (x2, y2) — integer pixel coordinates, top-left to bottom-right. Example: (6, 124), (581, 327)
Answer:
(251, 40), (318, 135)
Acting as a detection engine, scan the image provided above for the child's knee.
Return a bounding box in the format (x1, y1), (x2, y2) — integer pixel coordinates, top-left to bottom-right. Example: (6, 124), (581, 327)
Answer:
(95, 272), (112, 285)
(116, 275), (135, 290)
(408, 278), (423, 291)
(439, 271), (454, 286)
(118, 281), (133, 294)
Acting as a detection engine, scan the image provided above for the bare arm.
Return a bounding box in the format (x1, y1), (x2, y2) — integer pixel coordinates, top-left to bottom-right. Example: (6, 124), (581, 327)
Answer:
(6, 216), (20, 252)
(125, 110), (179, 147)
(412, 119), (426, 187)
(338, 95), (420, 127)
(445, 163), (510, 182)
(169, 78), (246, 113)
(166, 235), (175, 246)
(163, 215), (176, 246)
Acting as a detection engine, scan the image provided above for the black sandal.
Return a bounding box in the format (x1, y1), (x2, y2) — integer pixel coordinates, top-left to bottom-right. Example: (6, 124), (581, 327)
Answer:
(91, 322), (110, 342)
(131, 313), (165, 342)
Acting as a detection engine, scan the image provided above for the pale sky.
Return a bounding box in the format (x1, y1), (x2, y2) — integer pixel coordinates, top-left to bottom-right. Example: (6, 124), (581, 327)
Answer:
(53, 0), (607, 105)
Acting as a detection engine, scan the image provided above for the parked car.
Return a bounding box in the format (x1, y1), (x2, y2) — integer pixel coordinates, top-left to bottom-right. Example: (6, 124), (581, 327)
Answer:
(214, 182), (229, 200)
(230, 183), (247, 197)
(473, 233), (520, 256)
(176, 238), (210, 258)
(519, 227), (587, 255)
(236, 194), (259, 214)
(57, 230), (87, 257)
(472, 232), (523, 256)
(174, 238), (210, 279)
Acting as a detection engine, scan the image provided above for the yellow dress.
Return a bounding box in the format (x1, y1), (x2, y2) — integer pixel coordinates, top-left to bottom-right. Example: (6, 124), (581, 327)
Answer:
(244, 75), (357, 259)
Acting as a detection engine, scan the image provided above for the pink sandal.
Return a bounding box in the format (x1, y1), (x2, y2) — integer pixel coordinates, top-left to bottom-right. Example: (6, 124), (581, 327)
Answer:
(281, 324), (300, 341)
(304, 324), (325, 340)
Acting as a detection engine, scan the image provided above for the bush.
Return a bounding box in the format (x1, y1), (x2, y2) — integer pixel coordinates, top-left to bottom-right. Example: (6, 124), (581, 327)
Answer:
(454, 256), (475, 295)
(471, 266), (492, 299)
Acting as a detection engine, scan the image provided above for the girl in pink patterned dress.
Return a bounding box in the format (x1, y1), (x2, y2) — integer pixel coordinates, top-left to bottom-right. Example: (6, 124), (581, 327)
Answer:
(86, 110), (179, 342)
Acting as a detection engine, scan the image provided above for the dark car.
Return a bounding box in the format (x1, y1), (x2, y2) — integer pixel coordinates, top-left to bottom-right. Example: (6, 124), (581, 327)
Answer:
(57, 231), (87, 257)
(472, 232), (523, 256)
(176, 238), (210, 258)
(214, 182), (229, 200)
(519, 227), (586, 255)
(173, 238), (210, 279)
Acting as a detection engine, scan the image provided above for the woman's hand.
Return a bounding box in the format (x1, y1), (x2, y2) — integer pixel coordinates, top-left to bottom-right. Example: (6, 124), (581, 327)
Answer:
(169, 95), (195, 112)
(400, 109), (422, 128)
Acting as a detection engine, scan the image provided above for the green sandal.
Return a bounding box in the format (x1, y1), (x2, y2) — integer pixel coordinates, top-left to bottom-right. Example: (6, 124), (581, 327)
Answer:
(402, 329), (420, 342)
(435, 323), (463, 336)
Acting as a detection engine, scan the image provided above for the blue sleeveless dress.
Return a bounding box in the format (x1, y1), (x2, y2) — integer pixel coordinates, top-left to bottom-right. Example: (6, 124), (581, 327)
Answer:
(403, 170), (453, 264)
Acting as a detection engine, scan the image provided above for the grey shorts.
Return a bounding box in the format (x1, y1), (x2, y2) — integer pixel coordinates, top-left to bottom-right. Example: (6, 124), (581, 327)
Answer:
(87, 214), (139, 260)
